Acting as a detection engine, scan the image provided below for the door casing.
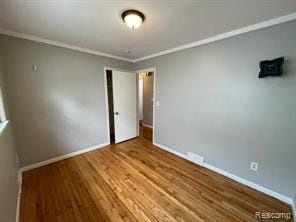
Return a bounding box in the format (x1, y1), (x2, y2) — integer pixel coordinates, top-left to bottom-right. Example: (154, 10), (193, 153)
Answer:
(104, 67), (156, 145)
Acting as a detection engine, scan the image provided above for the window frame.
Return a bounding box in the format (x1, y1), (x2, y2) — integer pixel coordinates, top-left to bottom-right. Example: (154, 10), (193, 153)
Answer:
(0, 87), (8, 136)
(0, 87), (6, 122)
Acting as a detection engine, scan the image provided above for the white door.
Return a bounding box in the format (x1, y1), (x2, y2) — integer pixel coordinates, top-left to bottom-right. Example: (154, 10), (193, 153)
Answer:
(112, 70), (137, 143)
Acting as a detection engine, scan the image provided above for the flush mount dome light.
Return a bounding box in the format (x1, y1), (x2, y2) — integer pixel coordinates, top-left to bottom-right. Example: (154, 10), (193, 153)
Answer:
(122, 10), (145, 30)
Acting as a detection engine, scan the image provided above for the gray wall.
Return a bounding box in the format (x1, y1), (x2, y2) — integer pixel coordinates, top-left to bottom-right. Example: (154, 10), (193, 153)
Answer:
(1, 19), (295, 202)
(0, 126), (18, 222)
(0, 35), (132, 166)
(0, 48), (19, 222)
(134, 20), (296, 198)
(143, 73), (154, 126)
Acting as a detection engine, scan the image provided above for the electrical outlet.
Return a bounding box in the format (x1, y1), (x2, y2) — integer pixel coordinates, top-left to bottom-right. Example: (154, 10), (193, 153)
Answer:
(250, 162), (258, 171)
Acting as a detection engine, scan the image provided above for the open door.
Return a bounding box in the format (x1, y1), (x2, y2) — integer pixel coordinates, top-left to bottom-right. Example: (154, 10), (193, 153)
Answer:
(112, 70), (137, 143)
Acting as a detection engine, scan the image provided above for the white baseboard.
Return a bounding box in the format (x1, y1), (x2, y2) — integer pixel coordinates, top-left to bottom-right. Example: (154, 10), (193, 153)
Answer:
(154, 142), (189, 160)
(154, 142), (293, 206)
(142, 123), (153, 129)
(20, 142), (109, 173)
(203, 163), (292, 204)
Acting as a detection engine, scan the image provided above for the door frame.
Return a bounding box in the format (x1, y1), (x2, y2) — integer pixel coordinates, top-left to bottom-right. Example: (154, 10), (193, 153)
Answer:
(135, 67), (156, 144)
(104, 66), (156, 145)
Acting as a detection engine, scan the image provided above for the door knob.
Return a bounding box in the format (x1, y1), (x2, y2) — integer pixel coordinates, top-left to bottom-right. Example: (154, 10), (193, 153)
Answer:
(114, 112), (119, 115)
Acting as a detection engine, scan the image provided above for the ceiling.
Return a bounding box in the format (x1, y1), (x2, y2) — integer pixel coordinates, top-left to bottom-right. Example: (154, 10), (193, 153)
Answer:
(0, 0), (296, 61)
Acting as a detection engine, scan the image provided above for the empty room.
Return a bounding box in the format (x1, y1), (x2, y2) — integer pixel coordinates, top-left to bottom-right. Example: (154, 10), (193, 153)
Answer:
(0, 1), (296, 221)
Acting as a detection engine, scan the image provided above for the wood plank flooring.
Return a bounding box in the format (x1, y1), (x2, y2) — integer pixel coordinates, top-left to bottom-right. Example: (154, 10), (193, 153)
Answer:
(139, 125), (153, 142)
(20, 137), (292, 221)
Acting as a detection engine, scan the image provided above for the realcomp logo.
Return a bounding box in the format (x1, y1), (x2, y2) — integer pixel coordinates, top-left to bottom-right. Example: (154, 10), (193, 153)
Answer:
(255, 212), (291, 221)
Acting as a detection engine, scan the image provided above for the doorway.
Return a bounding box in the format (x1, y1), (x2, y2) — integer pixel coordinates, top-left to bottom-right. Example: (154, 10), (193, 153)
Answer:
(105, 67), (155, 144)
(138, 71), (154, 142)
(105, 68), (138, 144)
(106, 70), (115, 143)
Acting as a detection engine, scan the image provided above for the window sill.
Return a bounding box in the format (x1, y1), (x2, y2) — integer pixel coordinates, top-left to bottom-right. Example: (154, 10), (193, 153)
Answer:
(0, 120), (9, 136)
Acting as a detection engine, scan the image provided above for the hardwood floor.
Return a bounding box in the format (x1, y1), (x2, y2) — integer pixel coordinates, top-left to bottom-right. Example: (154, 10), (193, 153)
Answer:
(139, 124), (153, 142)
(20, 137), (292, 222)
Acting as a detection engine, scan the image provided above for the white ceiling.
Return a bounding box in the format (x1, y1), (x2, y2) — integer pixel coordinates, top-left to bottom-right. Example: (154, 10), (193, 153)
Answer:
(0, 0), (296, 61)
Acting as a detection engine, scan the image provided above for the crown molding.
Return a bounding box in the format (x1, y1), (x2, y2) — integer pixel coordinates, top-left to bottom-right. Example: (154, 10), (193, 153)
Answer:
(133, 12), (296, 63)
(1, 12), (296, 64)
(0, 29), (133, 62)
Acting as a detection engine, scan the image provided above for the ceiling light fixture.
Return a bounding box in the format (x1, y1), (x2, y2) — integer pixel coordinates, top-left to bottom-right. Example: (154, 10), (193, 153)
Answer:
(121, 10), (145, 30)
